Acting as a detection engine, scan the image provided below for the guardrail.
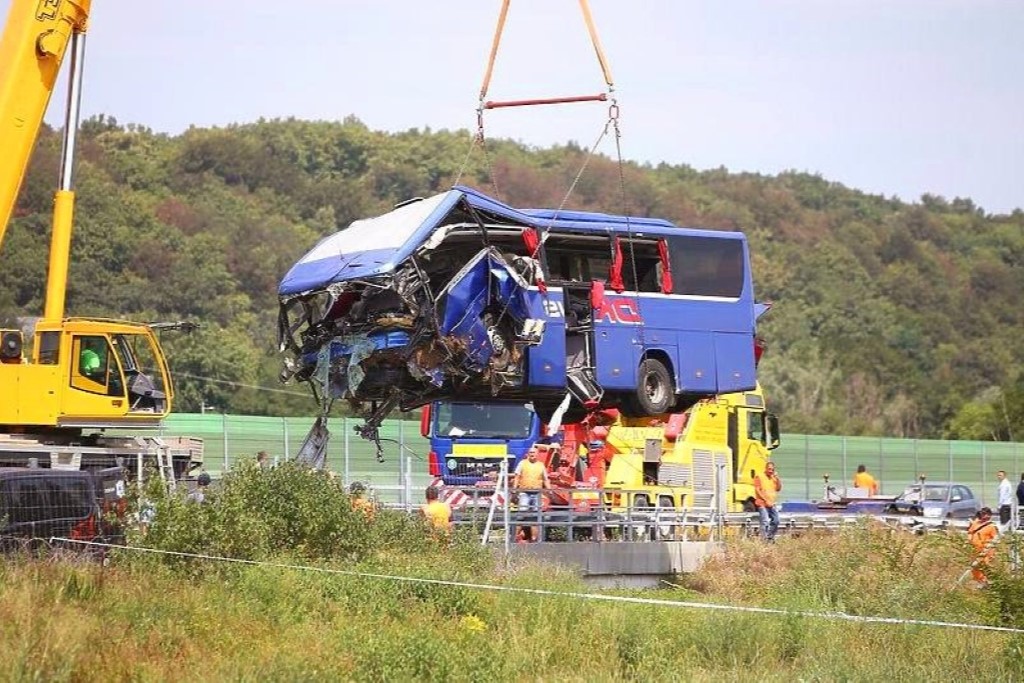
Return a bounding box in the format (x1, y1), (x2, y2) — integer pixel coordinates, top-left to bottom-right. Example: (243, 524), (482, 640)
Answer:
(371, 477), (979, 545)
(454, 504), (976, 544)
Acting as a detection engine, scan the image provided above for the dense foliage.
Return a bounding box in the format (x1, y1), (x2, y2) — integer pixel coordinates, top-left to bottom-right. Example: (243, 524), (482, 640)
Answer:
(3, 116), (1022, 438)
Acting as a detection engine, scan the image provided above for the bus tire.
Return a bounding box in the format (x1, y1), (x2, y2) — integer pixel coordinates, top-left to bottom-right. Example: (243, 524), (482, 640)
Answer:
(628, 358), (673, 416)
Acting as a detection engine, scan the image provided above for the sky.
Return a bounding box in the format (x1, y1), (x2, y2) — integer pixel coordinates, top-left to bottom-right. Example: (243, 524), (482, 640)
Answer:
(8, 0), (1023, 214)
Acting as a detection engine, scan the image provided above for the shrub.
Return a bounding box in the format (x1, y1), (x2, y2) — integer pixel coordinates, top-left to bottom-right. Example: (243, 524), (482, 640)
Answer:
(133, 461), (491, 578)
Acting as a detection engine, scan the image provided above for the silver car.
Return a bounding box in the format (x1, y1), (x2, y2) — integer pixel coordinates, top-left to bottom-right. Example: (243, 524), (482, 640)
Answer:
(886, 482), (980, 520)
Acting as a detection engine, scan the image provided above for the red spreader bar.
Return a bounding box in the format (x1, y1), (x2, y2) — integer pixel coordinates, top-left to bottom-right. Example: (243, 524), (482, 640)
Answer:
(483, 93), (608, 110)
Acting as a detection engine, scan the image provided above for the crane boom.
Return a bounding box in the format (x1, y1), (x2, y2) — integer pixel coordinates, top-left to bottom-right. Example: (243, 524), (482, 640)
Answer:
(0, 0), (202, 489)
(0, 0), (90, 247)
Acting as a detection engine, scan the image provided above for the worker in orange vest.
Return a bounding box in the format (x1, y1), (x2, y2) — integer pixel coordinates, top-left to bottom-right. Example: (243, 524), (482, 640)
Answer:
(513, 444), (551, 542)
(967, 507), (998, 585)
(754, 462), (782, 542)
(852, 464), (879, 496)
(421, 487), (452, 535)
(349, 481), (376, 520)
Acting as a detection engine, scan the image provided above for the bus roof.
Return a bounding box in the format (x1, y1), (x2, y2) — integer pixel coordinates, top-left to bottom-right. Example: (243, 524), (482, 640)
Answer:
(279, 185), (745, 297)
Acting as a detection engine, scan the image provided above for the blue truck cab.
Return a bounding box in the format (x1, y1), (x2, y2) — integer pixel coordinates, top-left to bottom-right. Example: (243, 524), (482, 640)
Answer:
(421, 401), (541, 486)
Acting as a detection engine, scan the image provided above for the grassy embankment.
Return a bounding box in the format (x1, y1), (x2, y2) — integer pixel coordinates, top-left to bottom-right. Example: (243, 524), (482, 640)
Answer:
(3, 463), (1024, 681)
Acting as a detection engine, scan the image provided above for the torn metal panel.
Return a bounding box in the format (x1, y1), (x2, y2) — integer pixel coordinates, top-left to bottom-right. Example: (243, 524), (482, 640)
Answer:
(295, 416), (330, 470)
(436, 247), (531, 372)
(277, 191), (550, 416)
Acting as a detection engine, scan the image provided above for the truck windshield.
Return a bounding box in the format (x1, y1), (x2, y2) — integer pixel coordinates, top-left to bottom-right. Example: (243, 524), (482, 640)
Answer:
(434, 402), (534, 439)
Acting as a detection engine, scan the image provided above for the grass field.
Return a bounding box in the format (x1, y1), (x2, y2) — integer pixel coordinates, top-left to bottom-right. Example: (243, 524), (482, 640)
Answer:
(4, 463), (1024, 681)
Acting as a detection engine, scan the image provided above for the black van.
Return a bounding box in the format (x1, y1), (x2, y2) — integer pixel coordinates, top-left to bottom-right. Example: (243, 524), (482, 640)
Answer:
(0, 467), (127, 550)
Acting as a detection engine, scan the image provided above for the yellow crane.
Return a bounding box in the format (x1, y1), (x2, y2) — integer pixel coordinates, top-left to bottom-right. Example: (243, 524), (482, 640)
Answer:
(0, 1), (200, 476)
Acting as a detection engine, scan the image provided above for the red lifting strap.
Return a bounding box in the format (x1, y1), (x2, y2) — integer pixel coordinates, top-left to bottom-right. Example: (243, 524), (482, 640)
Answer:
(657, 238), (673, 294)
(520, 229), (547, 293)
(521, 227), (540, 254)
(590, 279), (606, 310)
(609, 236), (625, 292)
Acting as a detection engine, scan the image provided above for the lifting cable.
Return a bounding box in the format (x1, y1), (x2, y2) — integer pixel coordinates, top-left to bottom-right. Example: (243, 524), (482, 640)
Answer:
(453, 2), (650, 410)
(454, 0), (617, 206)
(456, 2), (625, 301)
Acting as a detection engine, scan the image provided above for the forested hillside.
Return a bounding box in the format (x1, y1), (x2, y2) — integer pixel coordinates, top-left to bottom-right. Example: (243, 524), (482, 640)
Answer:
(3, 116), (1022, 439)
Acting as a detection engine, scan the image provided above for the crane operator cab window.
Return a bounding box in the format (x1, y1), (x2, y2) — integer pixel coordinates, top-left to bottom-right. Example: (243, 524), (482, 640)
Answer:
(71, 335), (124, 397)
(112, 334), (168, 413)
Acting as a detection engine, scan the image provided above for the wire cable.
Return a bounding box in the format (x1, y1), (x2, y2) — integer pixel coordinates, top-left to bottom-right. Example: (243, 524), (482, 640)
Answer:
(53, 538), (1024, 635)
(172, 371), (310, 397)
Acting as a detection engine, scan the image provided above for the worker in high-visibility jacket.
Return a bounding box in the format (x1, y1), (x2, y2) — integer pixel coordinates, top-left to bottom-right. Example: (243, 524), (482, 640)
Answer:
(513, 445), (551, 543)
(350, 481), (376, 520)
(421, 486), (452, 535)
(967, 507), (998, 585)
(852, 464), (879, 496)
(753, 462), (782, 542)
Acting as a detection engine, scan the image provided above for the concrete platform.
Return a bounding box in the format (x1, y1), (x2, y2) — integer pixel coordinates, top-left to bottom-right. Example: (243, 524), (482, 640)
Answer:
(508, 541), (721, 587)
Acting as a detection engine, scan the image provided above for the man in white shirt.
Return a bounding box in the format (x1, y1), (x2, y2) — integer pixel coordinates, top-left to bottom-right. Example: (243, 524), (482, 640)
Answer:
(996, 470), (1013, 532)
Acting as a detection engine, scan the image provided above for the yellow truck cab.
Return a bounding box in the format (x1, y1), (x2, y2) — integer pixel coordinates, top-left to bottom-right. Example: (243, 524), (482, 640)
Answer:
(601, 384), (779, 513)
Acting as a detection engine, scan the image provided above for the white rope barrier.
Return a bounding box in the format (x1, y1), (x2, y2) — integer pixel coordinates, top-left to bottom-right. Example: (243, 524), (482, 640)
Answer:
(52, 538), (1024, 635)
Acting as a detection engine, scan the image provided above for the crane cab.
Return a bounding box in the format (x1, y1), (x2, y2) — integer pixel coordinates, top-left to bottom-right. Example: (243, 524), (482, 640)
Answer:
(0, 318), (173, 430)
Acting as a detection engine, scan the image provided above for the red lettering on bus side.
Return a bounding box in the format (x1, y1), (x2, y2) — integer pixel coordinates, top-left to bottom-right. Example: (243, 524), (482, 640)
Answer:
(594, 298), (642, 324)
(616, 300), (642, 323)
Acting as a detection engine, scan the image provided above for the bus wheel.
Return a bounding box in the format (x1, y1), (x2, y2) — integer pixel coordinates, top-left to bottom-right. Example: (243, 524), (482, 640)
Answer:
(629, 358), (673, 415)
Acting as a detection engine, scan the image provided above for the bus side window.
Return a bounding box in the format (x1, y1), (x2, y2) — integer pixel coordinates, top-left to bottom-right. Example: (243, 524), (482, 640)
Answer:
(668, 235), (745, 297)
(543, 233), (612, 284)
(619, 238), (662, 293)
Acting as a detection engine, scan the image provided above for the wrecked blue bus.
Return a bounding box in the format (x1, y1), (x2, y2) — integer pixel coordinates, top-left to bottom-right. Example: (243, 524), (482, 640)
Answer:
(278, 185), (763, 434)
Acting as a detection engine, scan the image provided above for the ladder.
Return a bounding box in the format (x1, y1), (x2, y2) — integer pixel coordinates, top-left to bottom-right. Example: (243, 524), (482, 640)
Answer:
(482, 459), (510, 547)
(153, 439), (176, 493)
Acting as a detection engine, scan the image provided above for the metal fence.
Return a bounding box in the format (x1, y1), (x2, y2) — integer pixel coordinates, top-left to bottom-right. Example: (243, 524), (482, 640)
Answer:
(776, 434), (1024, 508)
(160, 414), (433, 507)
(158, 414), (1024, 508)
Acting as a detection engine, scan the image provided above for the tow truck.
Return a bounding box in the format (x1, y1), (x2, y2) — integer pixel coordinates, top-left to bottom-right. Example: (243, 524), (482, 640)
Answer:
(422, 381), (780, 521)
(0, 1), (202, 479)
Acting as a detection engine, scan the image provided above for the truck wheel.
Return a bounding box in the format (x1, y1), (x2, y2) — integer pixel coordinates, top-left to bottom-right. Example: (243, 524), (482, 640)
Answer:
(631, 495), (652, 541)
(656, 495), (677, 540)
(624, 358), (673, 416)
